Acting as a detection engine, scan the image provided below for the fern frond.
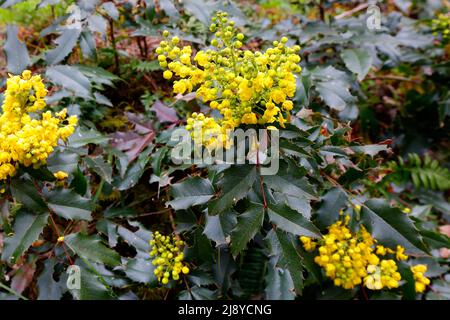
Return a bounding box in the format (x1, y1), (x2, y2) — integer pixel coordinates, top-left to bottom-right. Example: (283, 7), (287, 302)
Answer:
(385, 153), (450, 191)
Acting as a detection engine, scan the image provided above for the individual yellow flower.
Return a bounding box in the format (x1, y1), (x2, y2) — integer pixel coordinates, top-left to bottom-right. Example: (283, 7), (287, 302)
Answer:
(163, 70), (173, 80)
(54, 171), (69, 180)
(396, 245), (408, 261)
(241, 113), (257, 125)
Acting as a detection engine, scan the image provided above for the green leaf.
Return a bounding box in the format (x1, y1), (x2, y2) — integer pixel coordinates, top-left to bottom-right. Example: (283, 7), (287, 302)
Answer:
(183, 0), (215, 25)
(360, 199), (427, 254)
(208, 165), (257, 215)
(65, 233), (121, 267)
(10, 179), (47, 213)
(159, 0), (180, 19)
(47, 149), (79, 174)
(46, 189), (93, 221)
(68, 259), (114, 300)
(264, 163), (318, 201)
(124, 258), (155, 284)
(70, 167), (88, 196)
(230, 203), (264, 256)
(37, 259), (63, 300)
(267, 230), (304, 294)
(67, 128), (108, 148)
(22, 166), (56, 182)
(46, 65), (91, 98)
(427, 278), (450, 300)
(1, 212), (49, 264)
(168, 177), (214, 210)
(101, 2), (119, 20)
(45, 28), (81, 65)
(312, 66), (355, 111)
(4, 25), (30, 74)
(265, 266), (296, 300)
(350, 144), (388, 157)
(340, 48), (373, 81)
(316, 188), (348, 229)
(267, 203), (321, 237)
(420, 230), (450, 249)
(203, 209), (237, 247)
(398, 261), (416, 300)
(116, 222), (151, 257)
(84, 156), (113, 183)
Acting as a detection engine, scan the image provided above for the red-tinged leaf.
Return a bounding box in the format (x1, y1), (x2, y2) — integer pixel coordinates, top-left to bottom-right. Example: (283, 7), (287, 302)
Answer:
(10, 262), (36, 294)
(110, 113), (155, 162)
(151, 100), (178, 123)
(125, 112), (153, 134)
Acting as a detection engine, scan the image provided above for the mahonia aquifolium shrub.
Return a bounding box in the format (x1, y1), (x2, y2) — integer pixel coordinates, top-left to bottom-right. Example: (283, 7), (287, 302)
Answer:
(300, 209), (430, 292)
(150, 231), (190, 285)
(432, 13), (450, 40)
(0, 71), (77, 181)
(156, 11), (301, 149)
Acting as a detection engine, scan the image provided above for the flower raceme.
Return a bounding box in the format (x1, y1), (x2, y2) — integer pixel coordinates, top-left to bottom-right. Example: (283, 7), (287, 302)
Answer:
(300, 215), (430, 292)
(150, 231), (190, 285)
(411, 264), (430, 293)
(156, 11), (301, 148)
(432, 14), (450, 40)
(0, 71), (78, 180)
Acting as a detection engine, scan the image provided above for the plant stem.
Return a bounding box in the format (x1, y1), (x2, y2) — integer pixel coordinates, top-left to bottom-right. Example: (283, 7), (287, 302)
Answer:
(256, 145), (268, 208)
(0, 282), (28, 300)
(109, 18), (120, 74)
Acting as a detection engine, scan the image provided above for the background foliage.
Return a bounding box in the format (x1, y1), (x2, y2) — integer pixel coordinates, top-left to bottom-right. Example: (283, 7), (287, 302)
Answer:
(0, 0), (449, 300)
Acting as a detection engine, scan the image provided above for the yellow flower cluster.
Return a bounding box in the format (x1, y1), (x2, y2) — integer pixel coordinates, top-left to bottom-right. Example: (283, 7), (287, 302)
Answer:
(364, 259), (401, 290)
(411, 264), (430, 293)
(432, 14), (450, 40)
(0, 71), (77, 180)
(156, 11), (301, 148)
(301, 215), (430, 292)
(150, 231), (190, 285)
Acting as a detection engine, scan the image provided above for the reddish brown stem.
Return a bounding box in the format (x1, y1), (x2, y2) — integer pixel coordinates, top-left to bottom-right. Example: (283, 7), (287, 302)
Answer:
(256, 146), (268, 209)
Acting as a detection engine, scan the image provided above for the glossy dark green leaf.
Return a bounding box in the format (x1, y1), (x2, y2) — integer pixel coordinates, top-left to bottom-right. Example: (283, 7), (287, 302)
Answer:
(208, 165), (257, 215)
(46, 189), (93, 221)
(316, 188), (348, 229)
(168, 177), (214, 210)
(4, 25), (30, 74)
(46, 65), (91, 98)
(267, 230), (304, 294)
(45, 28), (81, 65)
(10, 179), (47, 213)
(203, 209), (237, 247)
(265, 266), (296, 300)
(70, 167), (88, 196)
(267, 203), (321, 237)
(37, 259), (63, 300)
(340, 48), (373, 81)
(47, 149), (79, 174)
(1, 211), (48, 264)
(360, 199), (428, 254)
(230, 203), (264, 256)
(65, 233), (121, 267)
(84, 156), (113, 183)
(68, 259), (114, 300)
(264, 162), (318, 201)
